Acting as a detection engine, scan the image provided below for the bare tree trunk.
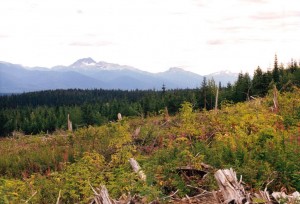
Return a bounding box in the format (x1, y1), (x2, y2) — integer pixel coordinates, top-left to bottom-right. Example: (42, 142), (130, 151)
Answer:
(129, 158), (146, 181)
(67, 114), (72, 132)
(204, 90), (207, 110)
(273, 85), (279, 112)
(164, 107), (170, 122)
(215, 87), (219, 111)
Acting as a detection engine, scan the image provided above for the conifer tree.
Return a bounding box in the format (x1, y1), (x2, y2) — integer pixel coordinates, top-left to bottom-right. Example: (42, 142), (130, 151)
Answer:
(162, 83), (166, 94)
(272, 54), (280, 83)
(200, 77), (208, 109)
(252, 66), (264, 96)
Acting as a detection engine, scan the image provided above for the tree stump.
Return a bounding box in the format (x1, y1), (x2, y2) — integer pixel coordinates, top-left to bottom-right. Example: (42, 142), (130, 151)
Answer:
(214, 168), (249, 204)
(117, 113), (122, 121)
(129, 158), (146, 181)
(90, 185), (113, 204)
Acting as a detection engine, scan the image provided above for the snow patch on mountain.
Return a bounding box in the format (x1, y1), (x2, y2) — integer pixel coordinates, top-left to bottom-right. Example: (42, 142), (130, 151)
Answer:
(208, 70), (237, 76)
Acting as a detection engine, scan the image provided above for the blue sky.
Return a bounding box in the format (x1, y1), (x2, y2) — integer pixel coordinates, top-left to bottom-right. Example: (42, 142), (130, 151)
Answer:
(0, 0), (299, 75)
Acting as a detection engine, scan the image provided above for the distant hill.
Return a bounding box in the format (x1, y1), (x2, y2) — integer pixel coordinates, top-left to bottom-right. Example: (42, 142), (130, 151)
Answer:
(205, 70), (238, 86)
(0, 58), (238, 93)
(0, 61), (104, 93)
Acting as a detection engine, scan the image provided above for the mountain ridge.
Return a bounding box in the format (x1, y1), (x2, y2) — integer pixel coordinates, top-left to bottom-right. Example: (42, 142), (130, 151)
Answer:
(0, 58), (238, 93)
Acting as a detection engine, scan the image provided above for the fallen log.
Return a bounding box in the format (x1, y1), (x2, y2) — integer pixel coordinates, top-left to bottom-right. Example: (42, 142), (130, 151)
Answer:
(176, 166), (207, 178)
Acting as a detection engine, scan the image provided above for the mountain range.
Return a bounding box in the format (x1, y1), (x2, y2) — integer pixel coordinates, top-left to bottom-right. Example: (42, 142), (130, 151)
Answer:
(0, 58), (238, 93)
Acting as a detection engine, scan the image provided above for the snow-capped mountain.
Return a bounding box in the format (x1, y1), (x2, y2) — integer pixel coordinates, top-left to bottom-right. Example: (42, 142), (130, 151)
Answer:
(0, 58), (238, 93)
(54, 57), (140, 72)
(70, 57), (96, 68)
(205, 70), (238, 86)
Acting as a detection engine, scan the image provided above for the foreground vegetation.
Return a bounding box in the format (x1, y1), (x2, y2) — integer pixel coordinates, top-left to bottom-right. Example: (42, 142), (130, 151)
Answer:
(0, 87), (299, 203)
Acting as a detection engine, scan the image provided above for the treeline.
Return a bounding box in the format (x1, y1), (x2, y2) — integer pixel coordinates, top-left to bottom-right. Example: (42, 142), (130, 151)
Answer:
(0, 56), (299, 136)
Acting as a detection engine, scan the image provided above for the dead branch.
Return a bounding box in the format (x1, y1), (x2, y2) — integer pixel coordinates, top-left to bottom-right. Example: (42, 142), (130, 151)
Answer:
(200, 162), (214, 170)
(162, 189), (179, 200)
(176, 166), (207, 178)
(56, 190), (61, 204)
(25, 191), (37, 203)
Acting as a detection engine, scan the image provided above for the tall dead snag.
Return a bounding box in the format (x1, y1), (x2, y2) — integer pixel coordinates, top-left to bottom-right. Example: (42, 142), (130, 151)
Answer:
(164, 107), (170, 122)
(214, 168), (249, 204)
(67, 114), (72, 132)
(215, 87), (219, 111)
(273, 85), (279, 112)
(129, 158), (146, 181)
(90, 184), (113, 204)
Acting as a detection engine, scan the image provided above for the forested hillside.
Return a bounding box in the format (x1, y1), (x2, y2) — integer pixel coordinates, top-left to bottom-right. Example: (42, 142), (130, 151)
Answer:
(0, 56), (299, 136)
(0, 86), (299, 203)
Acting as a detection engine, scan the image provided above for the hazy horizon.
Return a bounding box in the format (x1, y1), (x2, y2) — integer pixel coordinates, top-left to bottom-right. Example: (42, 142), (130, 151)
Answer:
(1, 0), (299, 75)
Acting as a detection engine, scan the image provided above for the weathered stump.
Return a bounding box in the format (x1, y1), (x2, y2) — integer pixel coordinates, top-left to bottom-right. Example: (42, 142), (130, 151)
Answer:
(214, 168), (249, 204)
(129, 158), (146, 181)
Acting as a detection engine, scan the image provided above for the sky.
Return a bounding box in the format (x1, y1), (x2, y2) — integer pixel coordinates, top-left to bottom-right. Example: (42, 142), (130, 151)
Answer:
(0, 0), (299, 75)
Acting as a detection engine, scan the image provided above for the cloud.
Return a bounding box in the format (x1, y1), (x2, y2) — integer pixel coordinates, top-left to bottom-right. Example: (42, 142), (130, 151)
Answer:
(216, 26), (251, 32)
(207, 39), (225, 45)
(261, 21), (300, 31)
(234, 38), (272, 43)
(242, 0), (268, 3)
(207, 37), (271, 45)
(190, 0), (207, 7)
(85, 33), (98, 37)
(69, 41), (113, 47)
(0, 34), (9, 38)
(251, 11), (300, 20)
(170, 11), (186, 16)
